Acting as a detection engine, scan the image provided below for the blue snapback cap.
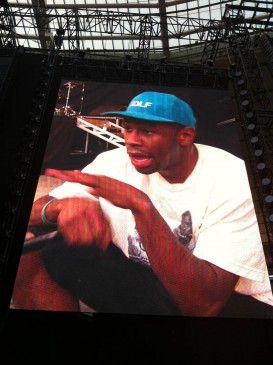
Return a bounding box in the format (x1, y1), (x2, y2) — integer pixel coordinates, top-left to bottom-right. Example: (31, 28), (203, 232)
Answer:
(101, 91), (196, 127)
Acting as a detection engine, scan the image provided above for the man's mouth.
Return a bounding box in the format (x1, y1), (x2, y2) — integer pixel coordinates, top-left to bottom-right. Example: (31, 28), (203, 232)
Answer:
(128, 152), (153, 169)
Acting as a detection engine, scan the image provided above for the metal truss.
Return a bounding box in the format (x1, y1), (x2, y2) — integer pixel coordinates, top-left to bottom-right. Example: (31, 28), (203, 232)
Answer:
(224, 0), (273, 32)
(201, 2), (273, 258)
(227, 30), (273, 260)
(200, 20), (226, 64)
(0, 0), (273, 62)
(137, 15), (153, 61)
(201, 0), (273, 64)
(258, 33), (273, 76)
(0, 6), (214, 50)
(195, 0), (273, 261)
(77, 116), (125, 149)
(1, 3), (272, 58)
(0, 1), (16, 48)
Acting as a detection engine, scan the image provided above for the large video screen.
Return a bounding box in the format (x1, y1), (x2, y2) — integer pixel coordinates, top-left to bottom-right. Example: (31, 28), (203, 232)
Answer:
(10, 80), (273, 319)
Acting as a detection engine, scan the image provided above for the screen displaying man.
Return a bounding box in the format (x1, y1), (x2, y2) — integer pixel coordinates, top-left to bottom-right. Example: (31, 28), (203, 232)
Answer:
(12, 91), (273, 318)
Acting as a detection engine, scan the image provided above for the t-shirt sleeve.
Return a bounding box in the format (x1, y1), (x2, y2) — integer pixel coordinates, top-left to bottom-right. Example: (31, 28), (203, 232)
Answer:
(193, 164), (267, 283)
(48, 151), (111, 199)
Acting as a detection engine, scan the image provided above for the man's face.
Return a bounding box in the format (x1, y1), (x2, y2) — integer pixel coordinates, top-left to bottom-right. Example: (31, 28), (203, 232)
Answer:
(122, 119), (184, 180)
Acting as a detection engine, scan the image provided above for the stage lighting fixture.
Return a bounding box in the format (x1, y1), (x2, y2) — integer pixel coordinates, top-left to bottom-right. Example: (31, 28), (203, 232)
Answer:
(262, 177), (271, 187)
(237, 79), (245, 87)
(245, 111), (257, 132)
(247, 123), (256, 131)
(240, 89), (248, 98)
(246, 111), (254, 119)
(257, 162), (266, 172)
(265, 195), (273, 204)
(241, 99), (250, 107)
(241, 99), (251, 110)
(250, 136), (259, 144)
(254, 148), (263, 157)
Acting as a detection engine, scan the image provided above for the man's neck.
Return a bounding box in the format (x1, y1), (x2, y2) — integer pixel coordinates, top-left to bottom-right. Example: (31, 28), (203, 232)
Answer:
(159, 144), (199, 184)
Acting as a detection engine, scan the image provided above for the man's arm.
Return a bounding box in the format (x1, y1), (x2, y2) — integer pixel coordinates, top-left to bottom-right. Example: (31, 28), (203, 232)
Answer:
(133, 199), (238, 317)
(45, 169), (239, 317)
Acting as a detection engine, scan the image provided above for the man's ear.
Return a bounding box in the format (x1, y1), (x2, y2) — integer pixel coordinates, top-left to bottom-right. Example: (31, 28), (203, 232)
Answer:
(177, 127), (196, 146)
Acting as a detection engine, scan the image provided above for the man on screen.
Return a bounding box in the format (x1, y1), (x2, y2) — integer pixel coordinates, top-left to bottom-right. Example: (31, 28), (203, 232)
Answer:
(12, 91), (273, 318)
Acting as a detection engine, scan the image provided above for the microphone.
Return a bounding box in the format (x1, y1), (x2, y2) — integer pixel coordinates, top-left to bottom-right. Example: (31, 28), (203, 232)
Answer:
(22, 230), (59, 255)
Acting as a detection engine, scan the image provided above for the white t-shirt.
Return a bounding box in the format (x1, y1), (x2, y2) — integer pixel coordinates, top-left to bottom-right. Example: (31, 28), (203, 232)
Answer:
(50, 144), (273, 306)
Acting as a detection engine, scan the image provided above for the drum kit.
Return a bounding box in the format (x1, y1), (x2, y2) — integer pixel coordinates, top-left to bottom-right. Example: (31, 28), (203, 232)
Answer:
(54, 80), (84, 117)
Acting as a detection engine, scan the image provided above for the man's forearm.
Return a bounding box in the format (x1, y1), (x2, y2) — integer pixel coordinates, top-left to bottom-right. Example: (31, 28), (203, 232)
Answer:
(132, 201), (238, 317)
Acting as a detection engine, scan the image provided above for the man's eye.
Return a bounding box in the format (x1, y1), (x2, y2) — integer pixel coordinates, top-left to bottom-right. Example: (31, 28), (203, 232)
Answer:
(122, 126), (131, 132)
(143, 129), (153, 135)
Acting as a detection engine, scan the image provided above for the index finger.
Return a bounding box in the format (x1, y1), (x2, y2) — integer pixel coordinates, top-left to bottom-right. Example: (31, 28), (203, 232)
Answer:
(45, 169), (100, 188)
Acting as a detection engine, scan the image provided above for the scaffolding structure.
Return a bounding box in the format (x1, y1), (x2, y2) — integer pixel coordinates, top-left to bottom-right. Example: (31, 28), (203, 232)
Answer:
(0, 1), (272, 62)
(222, 2), (273, 263)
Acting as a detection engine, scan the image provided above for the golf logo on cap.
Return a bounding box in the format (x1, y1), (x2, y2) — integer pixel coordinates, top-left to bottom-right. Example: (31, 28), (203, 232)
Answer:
(130, 100), (153, 108)
(101, 91), (196, 127)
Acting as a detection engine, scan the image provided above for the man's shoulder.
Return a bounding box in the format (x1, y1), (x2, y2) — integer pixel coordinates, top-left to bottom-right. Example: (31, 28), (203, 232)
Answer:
(196, 144), (243, 165)
(82, 147), (132, 176)
(195, 143), (252, 201)
(195, 143), (248, 185)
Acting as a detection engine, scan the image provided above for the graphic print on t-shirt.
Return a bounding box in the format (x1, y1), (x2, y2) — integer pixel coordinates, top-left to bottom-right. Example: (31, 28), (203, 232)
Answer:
(128, 210), (196, 267)
(173, 211), (196, 253)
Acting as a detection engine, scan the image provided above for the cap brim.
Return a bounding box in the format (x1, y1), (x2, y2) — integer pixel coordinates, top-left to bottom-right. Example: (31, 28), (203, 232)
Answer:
(101, 110), (176, 123)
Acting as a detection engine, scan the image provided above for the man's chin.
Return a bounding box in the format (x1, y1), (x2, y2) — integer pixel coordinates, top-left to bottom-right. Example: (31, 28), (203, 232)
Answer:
(129, 156), (155, 173)
(134, 165), (156, 175)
